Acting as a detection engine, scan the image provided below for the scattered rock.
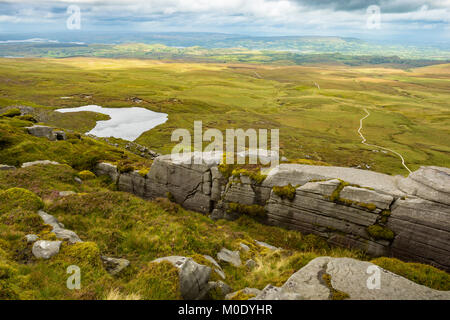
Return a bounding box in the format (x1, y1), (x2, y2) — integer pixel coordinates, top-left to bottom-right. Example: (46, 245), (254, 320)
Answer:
(21, 160), (60, 168)
(204, 255), (226, 280)
(153, 256), (211, 300)
(209, 281), (232, 298)
(32, 240), (62, 259)
(59, 191), (76, 197)
(52, 228), (82, 244)
(217, 248), (241, 267)
(239, 243), (250, 252)
(53, 130), (67, 141)
(38, 210), (82, 244)
(245, 259), (257, 269)
(0, 164), (16, 171)
(101, 256), (130, 276)
(26, 125), (56, 141)
(25, 234), (38, 243)
(254, 240), (279, 251)
(74, 177), (83, 184)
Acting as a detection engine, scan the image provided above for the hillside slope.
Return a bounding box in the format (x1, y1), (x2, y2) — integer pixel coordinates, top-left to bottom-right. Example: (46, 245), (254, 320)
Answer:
(0, 113), (449, 300)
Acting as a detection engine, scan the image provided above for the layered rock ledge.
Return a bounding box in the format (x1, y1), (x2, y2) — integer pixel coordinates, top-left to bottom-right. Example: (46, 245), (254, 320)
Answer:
(95, 153), (450, 271)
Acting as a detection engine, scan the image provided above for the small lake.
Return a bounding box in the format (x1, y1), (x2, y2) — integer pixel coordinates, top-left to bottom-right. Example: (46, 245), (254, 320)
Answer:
(55, 105), (168, 141)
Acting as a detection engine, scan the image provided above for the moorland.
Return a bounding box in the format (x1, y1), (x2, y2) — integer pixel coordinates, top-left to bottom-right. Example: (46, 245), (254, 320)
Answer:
(0, 56), (449, 175)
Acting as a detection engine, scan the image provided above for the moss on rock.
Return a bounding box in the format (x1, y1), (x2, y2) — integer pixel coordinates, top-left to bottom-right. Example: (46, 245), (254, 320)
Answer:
(1, 108), (21, 118)
(322, 273), (350, 300)
(227, 203), (267, 218)
(272, 184), (296, 200)
(77, 170), (96, 180)
(371, 257), (450, 291)
(367, 225), (395, 241)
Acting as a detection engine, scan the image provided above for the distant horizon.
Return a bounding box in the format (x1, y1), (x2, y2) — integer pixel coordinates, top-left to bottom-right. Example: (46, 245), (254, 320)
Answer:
(0, 1), (448, 46)
(0, 31), (448, 48)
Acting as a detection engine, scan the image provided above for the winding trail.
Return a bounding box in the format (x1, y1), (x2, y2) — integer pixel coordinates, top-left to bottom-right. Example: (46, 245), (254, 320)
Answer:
(358, 108), (412, 174)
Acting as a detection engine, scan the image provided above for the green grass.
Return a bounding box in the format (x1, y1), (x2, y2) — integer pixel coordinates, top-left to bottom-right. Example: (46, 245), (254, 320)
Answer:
(0, 117), (448, 299)
(371, 257), (450, 291)
(0, 58), (448, 176)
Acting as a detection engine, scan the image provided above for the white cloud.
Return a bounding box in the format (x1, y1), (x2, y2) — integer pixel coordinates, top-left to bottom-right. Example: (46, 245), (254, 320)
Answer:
(0, 0), (447, 38)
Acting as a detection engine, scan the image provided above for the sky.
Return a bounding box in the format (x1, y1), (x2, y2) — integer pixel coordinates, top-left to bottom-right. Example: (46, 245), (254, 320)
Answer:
(0, 0), (449, 44)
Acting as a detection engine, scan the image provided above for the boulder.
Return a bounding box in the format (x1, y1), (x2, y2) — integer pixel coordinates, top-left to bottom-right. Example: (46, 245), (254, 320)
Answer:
(101, 256), (130, 276)
(153, 256), (211, 300)
(253, 257), (450, 300)
(32, 240), (62, 259)
(217, 248), (241, 267)
(26, 125), (56, 141)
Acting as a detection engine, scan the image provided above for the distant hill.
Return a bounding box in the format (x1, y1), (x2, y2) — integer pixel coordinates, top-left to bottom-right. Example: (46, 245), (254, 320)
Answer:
(0, 32), (449, 60)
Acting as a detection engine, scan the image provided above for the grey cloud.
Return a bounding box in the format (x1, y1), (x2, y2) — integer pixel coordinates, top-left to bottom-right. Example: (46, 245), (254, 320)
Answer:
(289, 0), (448, 13)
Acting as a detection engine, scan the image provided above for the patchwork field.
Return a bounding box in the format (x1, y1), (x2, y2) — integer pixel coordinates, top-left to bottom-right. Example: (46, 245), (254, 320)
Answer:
(0, 58), (449, 175)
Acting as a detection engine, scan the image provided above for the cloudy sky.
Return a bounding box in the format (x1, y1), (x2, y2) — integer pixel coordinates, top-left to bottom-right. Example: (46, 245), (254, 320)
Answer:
(0, 0), (449, 43)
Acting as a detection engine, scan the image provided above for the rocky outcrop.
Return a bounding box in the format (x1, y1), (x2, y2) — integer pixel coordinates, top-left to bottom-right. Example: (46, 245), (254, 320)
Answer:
(26, 125), (66, 141)
(152, 256), (211, 300)
(253, 257), (450, 300)
(387, 197), (450, 270)
(397, 166), (450, 205)
(94, 154), (450, 271)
